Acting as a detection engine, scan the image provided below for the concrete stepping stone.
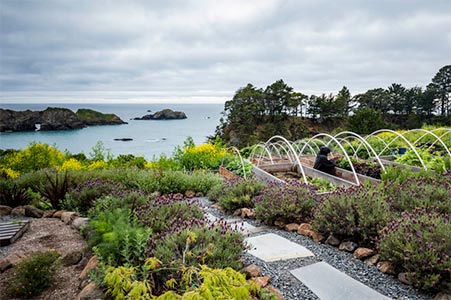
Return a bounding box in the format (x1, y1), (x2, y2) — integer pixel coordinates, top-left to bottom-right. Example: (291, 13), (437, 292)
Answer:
(290, 262), (390, 300)
(246, 233), (314, 262)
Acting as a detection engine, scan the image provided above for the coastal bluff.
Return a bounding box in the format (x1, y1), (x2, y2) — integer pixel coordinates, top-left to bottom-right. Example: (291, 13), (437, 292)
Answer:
(0, 107), (126, 132)
(134, 108), (187, 120)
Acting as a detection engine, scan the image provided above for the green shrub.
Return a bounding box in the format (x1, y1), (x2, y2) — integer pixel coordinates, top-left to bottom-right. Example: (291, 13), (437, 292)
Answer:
(150, 224), (245, 271)
(63, 178), (127, 215)
(8, 250), (60, 298)
(215, 178), (266, 212)
(88, 191), (148, 218)
(173, 137), (232, 170)
(110, 154), (147, 169)
(383, 174), (451, 214)
(378, 209), (450, 291)
(1, 142), (66, 174)
(135, 195), (205, 236)
(254, 181), (317, 224)
(89, 208), (151, 267)
(313, 185), (392, 244)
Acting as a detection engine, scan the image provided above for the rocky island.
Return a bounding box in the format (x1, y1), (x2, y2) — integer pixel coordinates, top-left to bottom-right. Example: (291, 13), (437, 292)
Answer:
(0, 107), (126, 132)
(134, 108), (187, 120)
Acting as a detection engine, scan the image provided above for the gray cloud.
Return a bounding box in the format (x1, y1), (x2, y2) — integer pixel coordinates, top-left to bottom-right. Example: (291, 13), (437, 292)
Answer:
(1, 0), (450, 102)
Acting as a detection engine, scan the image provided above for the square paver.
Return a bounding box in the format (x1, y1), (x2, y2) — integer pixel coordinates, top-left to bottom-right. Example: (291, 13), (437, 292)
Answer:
(290, 262), (390, 300)
(245, 233), (314, 262)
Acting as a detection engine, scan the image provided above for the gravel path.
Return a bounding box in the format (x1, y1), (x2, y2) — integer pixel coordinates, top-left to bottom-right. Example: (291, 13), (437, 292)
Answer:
(194, 197), (434, 300)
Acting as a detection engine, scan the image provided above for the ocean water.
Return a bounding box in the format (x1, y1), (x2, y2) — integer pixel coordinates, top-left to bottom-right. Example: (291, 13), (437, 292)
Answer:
(0, 103), (224, 159)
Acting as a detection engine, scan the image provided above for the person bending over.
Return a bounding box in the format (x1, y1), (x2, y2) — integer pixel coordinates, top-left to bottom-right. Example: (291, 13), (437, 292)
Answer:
(313, 146), (336, 175)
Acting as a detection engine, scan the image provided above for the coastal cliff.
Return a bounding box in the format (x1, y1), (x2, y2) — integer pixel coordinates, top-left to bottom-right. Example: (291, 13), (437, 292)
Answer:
(0, 107), (126, 132)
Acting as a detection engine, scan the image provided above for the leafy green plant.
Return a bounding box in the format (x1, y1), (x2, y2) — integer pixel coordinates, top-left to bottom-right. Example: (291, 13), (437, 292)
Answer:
(8, 250), (60, 298)
(89, 208), (151, 268)
(313, 184), (393, 244)
(308, 176), (337, 192)
(254, 181), (317, 224)
(378, 209), (450, 291)
(224, 158), (253, 177)
(214, 178), (266, 211)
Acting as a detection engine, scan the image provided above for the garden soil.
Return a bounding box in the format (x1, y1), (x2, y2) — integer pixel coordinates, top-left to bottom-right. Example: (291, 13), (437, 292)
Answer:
(0, 218), (89, 299)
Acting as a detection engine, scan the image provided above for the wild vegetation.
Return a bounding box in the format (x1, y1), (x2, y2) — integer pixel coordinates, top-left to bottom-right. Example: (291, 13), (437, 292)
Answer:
(215, 65), (451, 147)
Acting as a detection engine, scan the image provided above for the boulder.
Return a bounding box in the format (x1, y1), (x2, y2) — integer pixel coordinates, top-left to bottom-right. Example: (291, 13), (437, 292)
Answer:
(0, 205), (12, 216)
(39, 107), (85, 131)
(339, 241), (358, 252)
(24, 205), (44, 218)
(61, 211), (78, 224)
(195, 192), (204, 197)
(377, 261), (396, 274)
(250, 276), (270, 288)
(353, 247), (375, 260)
(266, 285), (284, 300)
(60, 250), (83, 266)
(297, 223), (313, 236)
(243, 264), (261, 278)
(325, 234), (341, 246)
(284, 223), (299, 232)
(72, 217), (90, 230)
(134, 109), (187, 120)
(11, 206), (25, 216)
(52, 210), (68, 218)
(77, 282), (105, 300)
(0, 252), (23, 272)
(79, 256), (99, 283)
(364, 254), (380, 266)
(0, 109), (39, 132)
(184, 190), (196, 198)
(43, 210), (57, 218)
(274, 220), (285, 228)
(310, 231), (324, 243)
(241, 208), (255, 219)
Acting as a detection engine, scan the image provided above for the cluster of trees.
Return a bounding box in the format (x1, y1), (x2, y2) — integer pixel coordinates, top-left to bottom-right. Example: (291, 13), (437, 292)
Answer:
(216, 65), (450, 147)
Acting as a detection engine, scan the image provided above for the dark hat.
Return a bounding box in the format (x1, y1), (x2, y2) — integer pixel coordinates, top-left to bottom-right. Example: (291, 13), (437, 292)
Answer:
(319, 146), (331, 155)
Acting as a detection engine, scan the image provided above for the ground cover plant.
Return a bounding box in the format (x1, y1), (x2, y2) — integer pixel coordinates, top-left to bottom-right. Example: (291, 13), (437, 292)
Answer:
(207, 177), (266, 212)
(312, 184), (392, 245)
(254, 180), (317, 224)
(378, 209), (450, 291)
(332, 156), (382, 179)
(8, 250), (60, 298)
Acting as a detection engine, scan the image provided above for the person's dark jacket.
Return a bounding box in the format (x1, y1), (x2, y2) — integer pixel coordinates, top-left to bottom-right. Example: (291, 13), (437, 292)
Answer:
(313, 147), (336, 174)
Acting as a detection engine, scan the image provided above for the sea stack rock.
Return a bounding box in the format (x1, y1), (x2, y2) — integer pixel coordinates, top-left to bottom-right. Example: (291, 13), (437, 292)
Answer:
(76, 109), (127, 125)
(39, 107), (86, 131)
(0, 109), (40, 132)
(134, 109), (187, 120)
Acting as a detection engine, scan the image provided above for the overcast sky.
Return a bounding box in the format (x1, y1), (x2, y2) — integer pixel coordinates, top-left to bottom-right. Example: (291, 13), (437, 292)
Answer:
(1, 0), (450, 103)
